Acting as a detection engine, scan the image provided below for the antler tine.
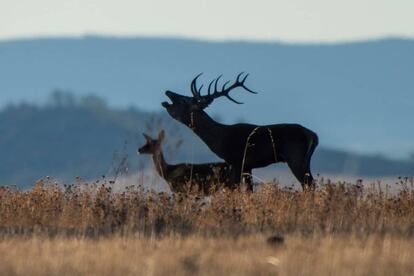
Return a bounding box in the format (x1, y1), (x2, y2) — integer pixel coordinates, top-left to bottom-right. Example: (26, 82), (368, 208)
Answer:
(214, 75), (222, 94)
(225, 94), (243, 104)
(236, 72), (245, 82)
(207, 79), (214, 96)
(191, 73), (203, 98)
(222, 76), (243, 104)
(239, 73), (258, 94)
(190, 77), (196, 96)
(191, 81), (196, 96)
(221, 80), (230, 91)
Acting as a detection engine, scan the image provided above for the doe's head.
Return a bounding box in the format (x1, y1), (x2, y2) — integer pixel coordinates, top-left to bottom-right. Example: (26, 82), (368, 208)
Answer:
(138, 130), (165, 155)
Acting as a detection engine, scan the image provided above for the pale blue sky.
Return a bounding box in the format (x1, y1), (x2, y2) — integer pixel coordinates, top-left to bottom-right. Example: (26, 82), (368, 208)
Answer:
(1, 0), (413, 42)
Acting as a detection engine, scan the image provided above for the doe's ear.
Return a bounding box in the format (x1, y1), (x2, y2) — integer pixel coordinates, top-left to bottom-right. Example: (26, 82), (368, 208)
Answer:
(158, 130), (165, 142)
(142, 133), (152, 141)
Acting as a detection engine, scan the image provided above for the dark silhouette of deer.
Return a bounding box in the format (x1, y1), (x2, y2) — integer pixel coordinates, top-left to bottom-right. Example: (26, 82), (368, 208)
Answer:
(162, 73), (319, 190)
(138, 130), (236, 194)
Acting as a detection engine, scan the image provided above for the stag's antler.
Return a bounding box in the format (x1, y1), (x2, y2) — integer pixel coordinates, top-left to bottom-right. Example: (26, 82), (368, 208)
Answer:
(190, 72), (257, 105)
(209, 72), (257, 104)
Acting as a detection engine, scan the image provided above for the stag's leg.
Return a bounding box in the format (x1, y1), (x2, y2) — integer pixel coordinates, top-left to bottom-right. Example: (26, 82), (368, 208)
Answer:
(229, 164), (242, 190)
(303, 164), (315, 190)
(229, 165), (253, 192)
(286, 151), (315, 190)
(303, 133), (318, 190)
(243, 169), (253, 192)
(284, 140), (317, 190)
(287, 160), (307, 190)
(290, 164), (315, 190)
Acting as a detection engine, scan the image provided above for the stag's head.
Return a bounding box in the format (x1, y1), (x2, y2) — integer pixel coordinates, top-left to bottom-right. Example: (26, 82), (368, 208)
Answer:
(138, 130), (165, 154)
(162, 73), (257, 124)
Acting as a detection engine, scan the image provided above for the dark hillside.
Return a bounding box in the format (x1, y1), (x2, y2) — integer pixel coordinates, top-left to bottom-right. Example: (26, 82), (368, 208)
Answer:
(0, 93), (413, 187)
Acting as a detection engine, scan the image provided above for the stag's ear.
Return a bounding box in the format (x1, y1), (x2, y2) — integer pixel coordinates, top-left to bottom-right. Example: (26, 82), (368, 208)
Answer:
(158, 130), (165, 142)
(142, 133), (152, 141)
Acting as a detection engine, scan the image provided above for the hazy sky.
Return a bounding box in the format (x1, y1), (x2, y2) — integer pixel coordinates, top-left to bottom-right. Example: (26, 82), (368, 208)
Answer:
(1, 0), (413, 42)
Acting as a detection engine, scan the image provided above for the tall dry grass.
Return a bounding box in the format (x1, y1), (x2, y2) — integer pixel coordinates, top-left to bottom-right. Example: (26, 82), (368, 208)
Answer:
(0, 177), (413, 237)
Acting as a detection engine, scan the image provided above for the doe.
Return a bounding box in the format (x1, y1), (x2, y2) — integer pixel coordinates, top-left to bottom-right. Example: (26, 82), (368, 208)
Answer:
(138, 130), (236, 195)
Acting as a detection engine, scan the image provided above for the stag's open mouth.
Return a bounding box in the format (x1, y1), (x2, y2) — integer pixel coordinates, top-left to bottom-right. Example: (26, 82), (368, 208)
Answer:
(162, 91), (178, 108)
(161, 101), (171, 108)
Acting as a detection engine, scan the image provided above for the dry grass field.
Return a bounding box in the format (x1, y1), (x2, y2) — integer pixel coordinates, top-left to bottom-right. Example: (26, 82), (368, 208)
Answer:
(0, 177), (413, 275)
(1, 235), (413, 276)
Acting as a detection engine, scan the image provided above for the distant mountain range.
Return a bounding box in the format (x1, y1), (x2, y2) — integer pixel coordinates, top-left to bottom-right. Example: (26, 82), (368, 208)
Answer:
(0, 96), (413, 188)
(0, 36), (413, 159)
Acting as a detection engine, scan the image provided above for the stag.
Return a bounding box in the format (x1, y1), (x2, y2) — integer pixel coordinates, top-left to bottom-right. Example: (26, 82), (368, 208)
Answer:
(138, 130), (236, 194)
(162, 73), (319, 190)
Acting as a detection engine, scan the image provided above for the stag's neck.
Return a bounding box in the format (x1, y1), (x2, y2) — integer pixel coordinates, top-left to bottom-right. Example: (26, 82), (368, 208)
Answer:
(190, 111), (227, 154)
(152, 149), (168, 180)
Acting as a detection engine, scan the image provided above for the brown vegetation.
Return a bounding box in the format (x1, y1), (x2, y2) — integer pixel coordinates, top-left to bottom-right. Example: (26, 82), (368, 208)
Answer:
(0, 178), (413, 275)
(1, 235), (413, 276)
(0, 178), (414, 237)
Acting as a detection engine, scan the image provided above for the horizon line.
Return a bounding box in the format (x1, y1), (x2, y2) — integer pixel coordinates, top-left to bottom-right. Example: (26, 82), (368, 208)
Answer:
(0, 33), (413, 46)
